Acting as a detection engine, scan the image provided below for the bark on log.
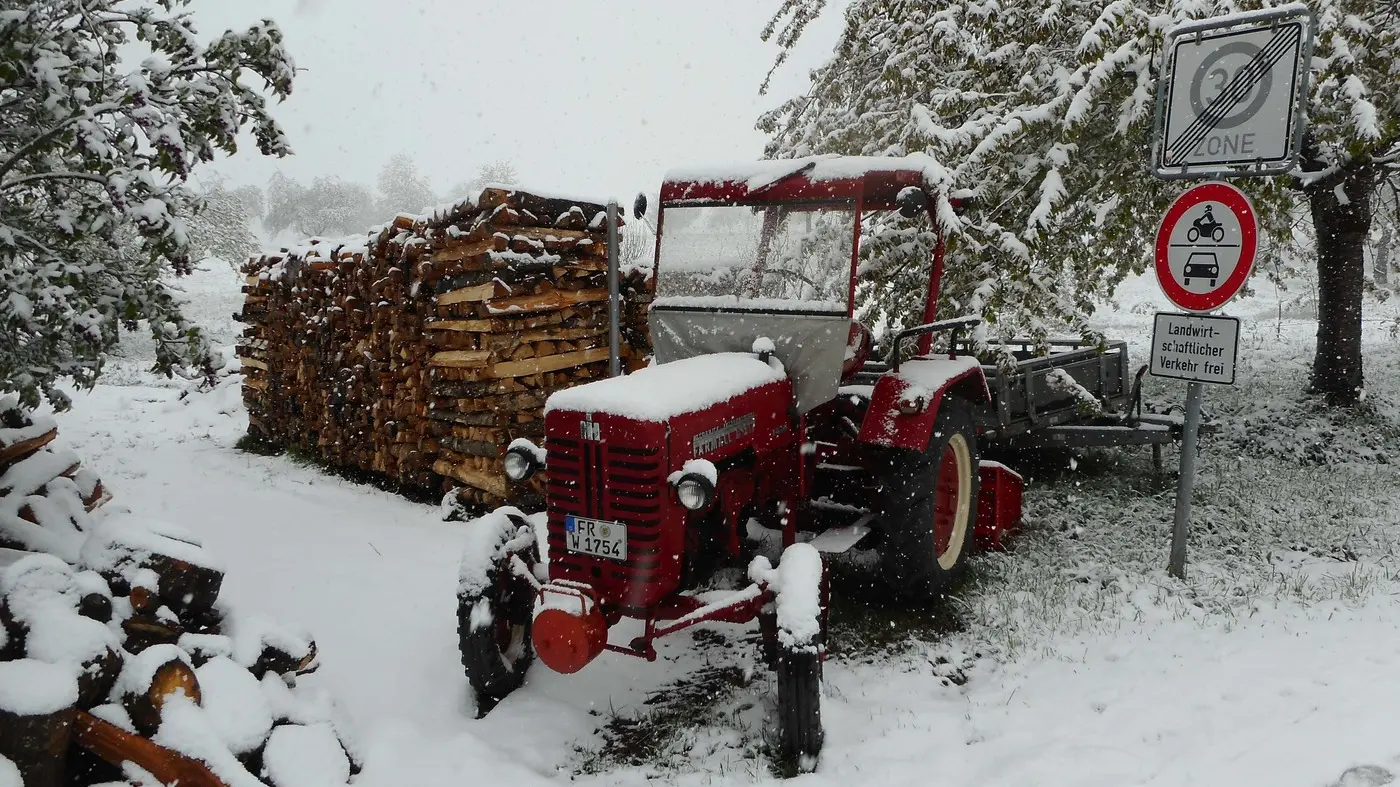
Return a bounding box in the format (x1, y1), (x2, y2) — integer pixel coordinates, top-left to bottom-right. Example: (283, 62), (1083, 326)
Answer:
(0, 706), (73, 787)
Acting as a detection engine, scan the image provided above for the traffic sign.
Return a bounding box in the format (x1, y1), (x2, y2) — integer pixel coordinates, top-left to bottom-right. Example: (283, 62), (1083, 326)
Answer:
(1154, 181), (1257, 313)
(1153, 7), (1313, 179)
(1150, 313), (1239, 385)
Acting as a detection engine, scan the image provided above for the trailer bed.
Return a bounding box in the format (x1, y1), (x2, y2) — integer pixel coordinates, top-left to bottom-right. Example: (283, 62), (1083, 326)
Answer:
(854, 338), (1206, 450)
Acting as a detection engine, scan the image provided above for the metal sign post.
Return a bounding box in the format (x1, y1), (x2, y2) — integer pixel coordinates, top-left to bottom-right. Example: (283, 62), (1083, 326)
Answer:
(1149, 312), (1240, 577)
(606, 200), (621, 378)
(1169, 381), (1205, 577)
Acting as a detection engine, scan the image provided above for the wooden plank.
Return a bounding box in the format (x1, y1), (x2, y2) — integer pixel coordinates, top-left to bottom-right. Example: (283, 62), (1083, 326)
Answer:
(242, 378), (268, 391)
(238, 356), (269, 371)
(429, 238), (494, 264)
(485, 288), (610, 316)
(425, 319), (495, 332)
(437, 281), (503, 306)
(432, 459), (508, 498)
(488, 346), (610, 379)
(429, 350), (493, 368)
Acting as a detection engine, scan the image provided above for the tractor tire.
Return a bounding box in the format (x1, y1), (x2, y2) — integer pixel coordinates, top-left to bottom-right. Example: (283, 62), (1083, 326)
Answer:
(876, 395), (981, 601)
(766, 543), (826, 771)
(776, 643), (823, 771)
(457, 515), (539, 715)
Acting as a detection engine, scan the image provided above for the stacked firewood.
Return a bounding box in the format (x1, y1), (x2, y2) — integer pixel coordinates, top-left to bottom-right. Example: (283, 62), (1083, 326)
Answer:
(0, 401), (353, 787)
(238, 187), (653, 510)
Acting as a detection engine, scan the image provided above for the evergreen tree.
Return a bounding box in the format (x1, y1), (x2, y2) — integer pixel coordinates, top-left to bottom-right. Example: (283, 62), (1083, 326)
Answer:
(761, 0), (1398, 404)
(0, 0), (295, 409)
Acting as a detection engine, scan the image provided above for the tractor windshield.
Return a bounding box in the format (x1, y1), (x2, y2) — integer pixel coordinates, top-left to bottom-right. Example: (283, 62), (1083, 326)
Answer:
(654, 204), (856, 311)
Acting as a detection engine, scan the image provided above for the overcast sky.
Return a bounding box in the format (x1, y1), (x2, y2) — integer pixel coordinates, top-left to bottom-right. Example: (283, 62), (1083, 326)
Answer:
(189, 0), (848, 206)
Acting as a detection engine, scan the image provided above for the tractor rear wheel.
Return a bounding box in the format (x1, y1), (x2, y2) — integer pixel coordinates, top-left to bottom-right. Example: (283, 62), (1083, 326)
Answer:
(877, 396), (980, 601)
(457, 513), (539, 715)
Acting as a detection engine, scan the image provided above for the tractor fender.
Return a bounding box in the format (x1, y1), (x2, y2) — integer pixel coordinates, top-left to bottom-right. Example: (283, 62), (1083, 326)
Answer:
(857, 357), (991, 451)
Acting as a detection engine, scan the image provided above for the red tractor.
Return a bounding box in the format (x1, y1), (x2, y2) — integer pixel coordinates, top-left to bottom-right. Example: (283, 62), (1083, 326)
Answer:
(456, 157), (1028, 768)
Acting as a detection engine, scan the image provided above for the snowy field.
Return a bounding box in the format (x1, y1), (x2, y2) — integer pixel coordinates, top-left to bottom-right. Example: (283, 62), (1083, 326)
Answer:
(48, 260), (1400, 786)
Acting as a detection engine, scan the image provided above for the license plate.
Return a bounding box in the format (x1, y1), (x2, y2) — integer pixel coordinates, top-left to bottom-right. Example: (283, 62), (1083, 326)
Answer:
(565, 515), (627, 561)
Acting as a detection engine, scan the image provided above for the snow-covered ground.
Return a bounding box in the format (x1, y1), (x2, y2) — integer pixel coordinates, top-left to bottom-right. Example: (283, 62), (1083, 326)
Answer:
(48, 261), (1400, 786)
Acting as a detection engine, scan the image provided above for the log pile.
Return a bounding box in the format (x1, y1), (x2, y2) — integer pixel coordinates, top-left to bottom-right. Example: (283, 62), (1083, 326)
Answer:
(238, 187), (653, 511)
(0, 400), (353, 787)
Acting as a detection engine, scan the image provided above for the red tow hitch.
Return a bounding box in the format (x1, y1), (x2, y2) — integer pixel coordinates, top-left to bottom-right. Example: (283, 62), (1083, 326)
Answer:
(531, 581), (608, 674)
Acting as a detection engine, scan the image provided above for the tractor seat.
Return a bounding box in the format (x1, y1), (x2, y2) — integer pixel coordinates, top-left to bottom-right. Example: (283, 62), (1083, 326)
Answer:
(841, 321), (873, 382)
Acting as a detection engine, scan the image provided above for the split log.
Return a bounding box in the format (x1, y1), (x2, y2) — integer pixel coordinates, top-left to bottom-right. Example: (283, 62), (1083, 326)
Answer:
(73, 710), (229, 787)
(78, 592), (112, 623)
(0, 426), (57, 469)
(121, 651), (201, 736)
(76, 647), (122, 709)
(251, 641), (319, 680)
(122, 614), (184, 652)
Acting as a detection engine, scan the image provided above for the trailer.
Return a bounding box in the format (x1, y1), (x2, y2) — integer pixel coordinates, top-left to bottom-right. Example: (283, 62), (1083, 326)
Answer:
(454, 156), (1199, 771)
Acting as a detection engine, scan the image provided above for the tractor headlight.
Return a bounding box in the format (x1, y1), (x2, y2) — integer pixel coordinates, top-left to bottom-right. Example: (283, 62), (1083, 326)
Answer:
(674, 474), (715, 511)
(503, 443), (542, 482)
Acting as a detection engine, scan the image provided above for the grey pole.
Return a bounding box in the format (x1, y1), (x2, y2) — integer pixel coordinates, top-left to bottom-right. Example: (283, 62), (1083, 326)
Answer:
(606, 200), (621, 378)
(1168, 380), (1205, 578)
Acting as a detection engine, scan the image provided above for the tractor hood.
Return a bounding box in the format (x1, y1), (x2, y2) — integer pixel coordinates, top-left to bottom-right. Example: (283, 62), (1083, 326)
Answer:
(545, 353), (786, 423)
(648, 303), (849, 414)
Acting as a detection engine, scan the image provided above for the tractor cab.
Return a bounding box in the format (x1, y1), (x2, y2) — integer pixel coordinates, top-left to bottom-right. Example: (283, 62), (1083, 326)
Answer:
(649, 158), (943, 412)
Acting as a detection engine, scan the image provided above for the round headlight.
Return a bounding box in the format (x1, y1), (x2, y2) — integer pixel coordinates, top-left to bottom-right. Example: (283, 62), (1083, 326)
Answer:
(503, 447), (537, 482)
(675, 475), (714, 511)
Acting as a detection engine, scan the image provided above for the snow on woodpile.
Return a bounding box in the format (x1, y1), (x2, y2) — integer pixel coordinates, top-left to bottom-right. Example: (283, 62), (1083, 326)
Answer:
(238, 185), (654, 513)
(0, 406), (356, 787)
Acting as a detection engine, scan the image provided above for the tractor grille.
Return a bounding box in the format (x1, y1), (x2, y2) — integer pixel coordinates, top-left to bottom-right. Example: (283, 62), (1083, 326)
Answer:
(545, 435), (669, 600)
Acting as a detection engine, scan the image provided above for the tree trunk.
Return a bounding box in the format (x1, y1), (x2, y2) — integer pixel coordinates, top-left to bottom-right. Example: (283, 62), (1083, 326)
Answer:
(1376, 224), (1393, 288)
(1307, 168), (1373, 405)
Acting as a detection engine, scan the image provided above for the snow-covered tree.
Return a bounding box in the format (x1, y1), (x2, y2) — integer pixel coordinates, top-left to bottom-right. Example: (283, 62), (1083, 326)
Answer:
(0, 1), (295, 409)
(187, 182), (261, 265)
(264, 172), (376, 237)
(471, 160), (519, 189)
(761, 0), (1398, 404)
(375, 153), (437, 218)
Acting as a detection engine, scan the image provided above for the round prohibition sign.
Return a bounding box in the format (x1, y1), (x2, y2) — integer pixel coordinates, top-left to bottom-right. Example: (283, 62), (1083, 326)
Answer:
(1155, 182), (1258, 313)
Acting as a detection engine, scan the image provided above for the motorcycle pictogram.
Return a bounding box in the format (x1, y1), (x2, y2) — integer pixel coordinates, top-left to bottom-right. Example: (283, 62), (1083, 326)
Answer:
(1186, 206), (1226, 243)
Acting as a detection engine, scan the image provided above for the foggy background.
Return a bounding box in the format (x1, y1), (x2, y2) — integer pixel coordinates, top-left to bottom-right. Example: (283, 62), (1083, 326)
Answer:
(190, 0), (849, 209)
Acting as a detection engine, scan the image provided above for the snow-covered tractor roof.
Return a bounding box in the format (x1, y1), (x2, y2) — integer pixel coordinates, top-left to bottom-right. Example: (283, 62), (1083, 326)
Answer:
(660, 155), (965, 211)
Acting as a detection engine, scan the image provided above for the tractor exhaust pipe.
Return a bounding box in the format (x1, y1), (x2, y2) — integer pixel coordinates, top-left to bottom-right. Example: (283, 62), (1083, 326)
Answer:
(607, 200), (621, 378)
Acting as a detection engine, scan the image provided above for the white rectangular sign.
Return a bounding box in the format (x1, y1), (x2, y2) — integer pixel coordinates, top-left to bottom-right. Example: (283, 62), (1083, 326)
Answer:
(1153, 7), (1312, 179)
(1150, 313), (1239, 385)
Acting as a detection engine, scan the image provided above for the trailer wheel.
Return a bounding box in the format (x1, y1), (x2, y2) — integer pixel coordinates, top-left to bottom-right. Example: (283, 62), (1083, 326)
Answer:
(457, 513), (539, 714)
(877, 396), (980, 600)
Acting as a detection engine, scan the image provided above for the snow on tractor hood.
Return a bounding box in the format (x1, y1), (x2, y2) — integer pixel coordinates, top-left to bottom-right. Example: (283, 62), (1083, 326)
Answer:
(649, 306), (849, 414)
(544, 353), (786, 423)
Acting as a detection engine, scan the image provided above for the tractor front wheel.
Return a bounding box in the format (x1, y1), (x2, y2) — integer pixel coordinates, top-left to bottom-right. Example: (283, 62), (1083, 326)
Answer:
(877, 396), (980, 601)
(756, 543), (826, 772)
(457, 510), (539, 715)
